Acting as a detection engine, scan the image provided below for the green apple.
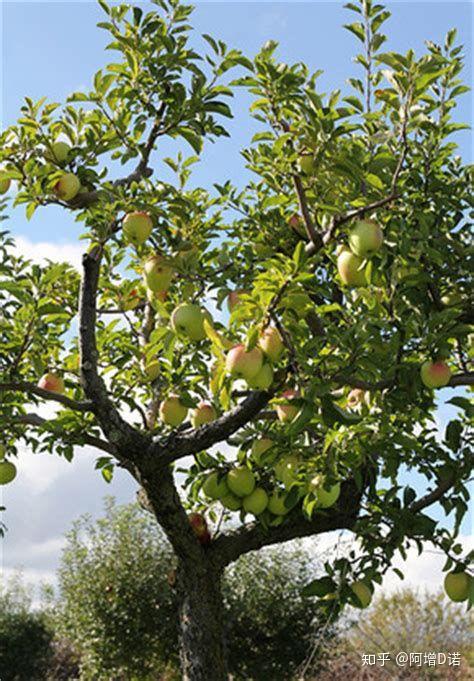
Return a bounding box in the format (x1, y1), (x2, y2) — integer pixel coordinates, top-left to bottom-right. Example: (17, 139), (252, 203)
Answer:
(250, 438), (274, 465)
(420, 361), (451, 389)
(309, 476), (341, 508)
(275, 390), (300, 423)
(191, 402), (216, 428)
(171, 303), (206, 341)
(221, 493), (243, 511)
(0, 460), (17, 485)
(259, 326), (284, 362)
(202, 471), (229, 500)
(53, 173), (81, 201)
(337, 249), (367, 287)
(245, 364), (274, 390)
(227, 466), (256, 497)
(225, 344), (264, 381)
(143, 255), (174, 293)
(441, 292), (462, 308)
(159, 395), (188, 427)
(275, 456), (301, 489)
(444, 571), (472, 602)
(298, 154), (315, 176)
(37, 373), (65, 394)
(348, 219), (383, 257)
(243, 488), (269, 515)
(143, 359), (160, 382)
(0, 176), (11, 194)
(123, 211), (153, 246)
(46, 141), (71, 164)
(267, 490), (291, 516)
(350, 581), (372, 609)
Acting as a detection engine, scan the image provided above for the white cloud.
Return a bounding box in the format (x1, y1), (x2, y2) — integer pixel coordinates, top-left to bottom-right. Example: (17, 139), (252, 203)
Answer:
(14, 235), (84, 270)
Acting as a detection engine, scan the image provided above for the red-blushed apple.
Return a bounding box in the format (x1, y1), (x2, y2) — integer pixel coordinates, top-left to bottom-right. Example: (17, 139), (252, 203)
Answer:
(159, 395), (188, 427)
(350, 581), (372, 609)
(0, 176), (11, 194)
(143, 254), (174, 293)
(420, 361), (451, 389)
(347, 388), (365, 408)
(171, 303), (206, 341)
(259, 326), (284, 363)
(275, 389), (300, 423)
(288, 214), (306, 238)
(243, 487), (268, 515)
(202, 471), (229, 500)
(191, 402), (217, 428)
(0, 460), (17, 485)
(250, 438), (274, 465)
(188, 512), (211, 545)
(123, 211), (153, 246)
(53, 173), (81, 201)
(348, 219), (383, 257)
(38, 373), (65, 394)
(337, 249), (367, 287)
(245, 363), (274, 390)
(267, 490), (291, 516)
(225, 344), (263, 381)
(444, 571), (472, 602)
(227, 290), (248, 313)
(226, 466), (256, 497)
(46, 141), (71, 164)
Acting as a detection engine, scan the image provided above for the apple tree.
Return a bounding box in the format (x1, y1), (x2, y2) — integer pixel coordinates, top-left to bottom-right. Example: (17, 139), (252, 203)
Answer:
(0, 1), (472, 679)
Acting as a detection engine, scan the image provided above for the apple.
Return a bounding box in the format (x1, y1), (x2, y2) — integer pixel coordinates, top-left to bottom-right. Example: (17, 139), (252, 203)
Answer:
(227, 290), (247, 313)
(275, 390), (300, 423)
(0, 176), (11, 194)
(420, 361), (451, 389)
(146, 289), (167, 309)
(188, 512), (211, 545)
(288, 214), (306, 238)
(143, 255), (174, 293)
(250, 438), (274, 465)
(53, 173), (81, 201)
(275, 456), (301, 489)
(221, 493), (243, 511)
(309, 476), (341, 508)
(225, 344), (264, 381)
(267, 490), (291, 516)
(444, 571), (472, 602)
(441, 292), (462, 308)
(38, 373), (65, 394)
(202, 472), (229, 500)
(123, 211), (153, 246)
(337, 249), (367, 287)
(243, 488), (269, 515)
(171, 303), (206, 341)
(120, 288), (141, 311)
(226, 466), (256, 498)
(259, 326), (284, 363)
(348, 219), (383, 257)
(298, 154), (315, 176)
(159, 395), (188, 427)
(0, 444), (5, 461)
(191, 402), (217, 428)
(0, 460), (17, 485)
(46, 141), (71, 164)
(350, 581), (372, 609)
(143, 359), (160, 382)
(347, 388), (365, 408)
(245, 364), (274, 390)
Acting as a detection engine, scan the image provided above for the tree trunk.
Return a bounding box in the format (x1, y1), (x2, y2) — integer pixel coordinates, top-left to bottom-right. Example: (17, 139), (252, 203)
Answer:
(177, 561), (228, 681)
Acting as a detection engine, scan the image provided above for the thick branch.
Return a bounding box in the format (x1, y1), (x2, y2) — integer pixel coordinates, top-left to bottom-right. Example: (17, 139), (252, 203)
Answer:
(210, 479), (362, 568)
(0, 381), (93, 412)
(333, 372), (473, 391)
(409, 477), (454, 514)
(11, 413), (117, 455)
(149, 390), (272, 465)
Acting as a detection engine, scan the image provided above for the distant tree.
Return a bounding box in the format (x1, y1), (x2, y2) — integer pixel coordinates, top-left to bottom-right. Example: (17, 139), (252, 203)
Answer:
(0, 573), (53, 681)
(54, 499), (331, 680)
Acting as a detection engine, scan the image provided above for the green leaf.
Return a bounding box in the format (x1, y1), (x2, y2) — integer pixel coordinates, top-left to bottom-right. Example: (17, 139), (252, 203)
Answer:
(344, 22), (365, 43)
(446, 397), (473, 418)
(302, 576), (336, 598)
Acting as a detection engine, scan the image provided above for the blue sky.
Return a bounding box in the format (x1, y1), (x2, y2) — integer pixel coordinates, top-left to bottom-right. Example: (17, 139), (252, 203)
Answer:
(1, 1), (472, 592)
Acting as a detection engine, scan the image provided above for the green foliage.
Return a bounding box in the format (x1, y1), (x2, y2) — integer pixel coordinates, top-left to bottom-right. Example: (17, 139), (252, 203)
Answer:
(0, 574), (54, 681)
